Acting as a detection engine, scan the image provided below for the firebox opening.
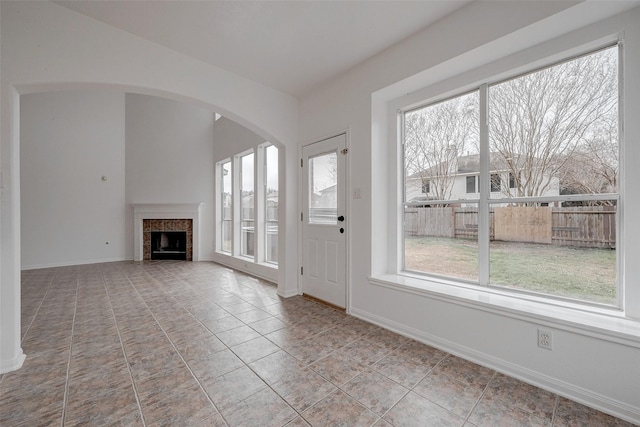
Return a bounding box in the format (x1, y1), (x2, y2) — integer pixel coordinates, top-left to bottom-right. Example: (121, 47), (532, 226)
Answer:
(151, 231), (187, 260)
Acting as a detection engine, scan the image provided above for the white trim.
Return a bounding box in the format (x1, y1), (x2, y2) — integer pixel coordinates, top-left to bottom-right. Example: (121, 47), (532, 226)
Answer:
(21, 257), (133, 271)
(369, 274), (640, 348)
(211, 251), (278, 283)
(132, 203), (203, 261)
(351, 304), (640, 424)
(299, 130), (350, 310)
(0, 350), (25, 375)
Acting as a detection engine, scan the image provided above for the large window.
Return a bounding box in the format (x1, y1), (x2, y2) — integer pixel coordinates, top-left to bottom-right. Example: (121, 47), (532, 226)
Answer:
(402, 45), (619, 307)
(216, 143), (279, 266)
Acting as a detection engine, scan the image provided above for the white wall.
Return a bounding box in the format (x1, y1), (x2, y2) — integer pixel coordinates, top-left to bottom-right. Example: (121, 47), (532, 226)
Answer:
(213, 117), (267, 163)
(20, 91), (126, 269)
(125, 94), (215, 261)
(300, 2), (640, 424)
(0, 1), (299, 374)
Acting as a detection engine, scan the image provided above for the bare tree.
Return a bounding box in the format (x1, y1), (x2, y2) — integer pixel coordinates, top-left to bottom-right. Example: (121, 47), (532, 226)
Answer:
(489, 47), (618, 198)
(561, 113), (618, 204)
(404, 92), (479, 201)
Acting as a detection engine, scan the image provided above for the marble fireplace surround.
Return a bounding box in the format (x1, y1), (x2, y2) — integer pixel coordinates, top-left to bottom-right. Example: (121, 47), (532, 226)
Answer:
(132, 203), (202, 261)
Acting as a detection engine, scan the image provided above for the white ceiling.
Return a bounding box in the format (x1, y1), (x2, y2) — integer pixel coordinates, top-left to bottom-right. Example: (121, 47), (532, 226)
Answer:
(55, 0), (471, 97)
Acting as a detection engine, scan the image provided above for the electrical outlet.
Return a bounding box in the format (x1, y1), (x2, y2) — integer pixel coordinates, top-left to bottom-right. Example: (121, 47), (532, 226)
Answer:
(538, 329), (553, 350)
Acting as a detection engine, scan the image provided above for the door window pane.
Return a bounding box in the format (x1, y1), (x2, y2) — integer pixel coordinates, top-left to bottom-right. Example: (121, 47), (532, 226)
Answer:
(308, 152), (338, 224)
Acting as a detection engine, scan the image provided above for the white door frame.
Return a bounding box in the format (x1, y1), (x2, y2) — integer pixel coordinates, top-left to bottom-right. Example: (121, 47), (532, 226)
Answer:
(298, 130), (350, 312)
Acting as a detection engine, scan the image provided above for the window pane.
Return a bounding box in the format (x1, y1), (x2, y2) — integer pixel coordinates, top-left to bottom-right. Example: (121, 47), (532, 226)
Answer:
(241, 153), (254, 257)
(309, 151), (338, 224)
(489, 201), (617, 305)
(404, 203), (478, 282)
(221, 161), (232, 253)
(487, 46), (618, 305)
(489, 47), (618, 199)
(466, 176), (476, 194)
(265, 145), (278, 264)
(404, 91), (479, 204)
(490, 174), (501, 192)
(403, 91), (480, 281)
(222, 220), (232, 252)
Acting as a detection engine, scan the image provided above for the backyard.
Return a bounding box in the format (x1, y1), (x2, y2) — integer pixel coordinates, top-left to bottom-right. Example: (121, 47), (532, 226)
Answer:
(404, 237), (617, 305)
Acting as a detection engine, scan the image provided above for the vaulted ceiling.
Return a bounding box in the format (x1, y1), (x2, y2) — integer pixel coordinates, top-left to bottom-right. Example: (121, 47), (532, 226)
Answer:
(55, 1), (471, 97)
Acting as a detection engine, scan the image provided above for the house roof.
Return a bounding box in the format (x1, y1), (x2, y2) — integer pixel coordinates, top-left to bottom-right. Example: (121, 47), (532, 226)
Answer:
(409, 152), (518, 179)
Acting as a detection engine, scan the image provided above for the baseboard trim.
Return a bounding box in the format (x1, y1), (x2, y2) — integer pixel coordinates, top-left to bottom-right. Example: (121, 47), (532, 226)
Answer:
(350, 306), (640, 425)
(0, 349), (26, 374)
(21, 257), (132, 270)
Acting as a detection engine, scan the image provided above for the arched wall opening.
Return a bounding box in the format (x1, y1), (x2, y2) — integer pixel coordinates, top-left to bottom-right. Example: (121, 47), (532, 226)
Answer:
(0, 82), (299, 373)
(1, 0), (299, 375)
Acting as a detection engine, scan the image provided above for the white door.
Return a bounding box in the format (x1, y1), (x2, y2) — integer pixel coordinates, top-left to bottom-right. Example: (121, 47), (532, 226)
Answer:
(301, 134), (347, 308)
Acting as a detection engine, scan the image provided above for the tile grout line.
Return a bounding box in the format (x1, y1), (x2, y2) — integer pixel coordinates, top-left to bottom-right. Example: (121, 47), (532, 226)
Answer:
(20, 269), (57, 346)
(462, 370), (497, 425)
(0, 270), (55, 388)
(101, 265), (148, 427)
(362, 346), (444, 423)
(551, 395), (560, 426)
(154, 263), (306, 425)
(124, 265), (231, 426)
(60, 274), (80, 427)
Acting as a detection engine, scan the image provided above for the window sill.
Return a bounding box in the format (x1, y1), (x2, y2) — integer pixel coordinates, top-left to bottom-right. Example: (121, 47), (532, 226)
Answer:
(369, 273), (640, 348)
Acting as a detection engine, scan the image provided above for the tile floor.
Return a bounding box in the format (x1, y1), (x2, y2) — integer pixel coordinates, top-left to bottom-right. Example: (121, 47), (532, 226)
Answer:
(0, 261), (635, 426)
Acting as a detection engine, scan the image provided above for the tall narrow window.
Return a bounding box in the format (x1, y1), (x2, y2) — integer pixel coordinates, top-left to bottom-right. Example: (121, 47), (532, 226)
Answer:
(264, 145), (278, 264)
(221, 161), (232, 253)
(240, 152), (255, 258)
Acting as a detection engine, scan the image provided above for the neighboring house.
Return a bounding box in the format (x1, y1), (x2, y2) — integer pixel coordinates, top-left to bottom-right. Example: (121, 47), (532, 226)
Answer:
(406, 152), (560, 205)
(315, 184), (337, 208)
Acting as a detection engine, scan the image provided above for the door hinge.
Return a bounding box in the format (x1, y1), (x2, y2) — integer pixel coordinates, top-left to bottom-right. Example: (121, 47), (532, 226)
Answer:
(301, 266), (303, 275)
(341, 148), (349, 155)
(301, 212), (303, 221)
(300, 158), (303, 167)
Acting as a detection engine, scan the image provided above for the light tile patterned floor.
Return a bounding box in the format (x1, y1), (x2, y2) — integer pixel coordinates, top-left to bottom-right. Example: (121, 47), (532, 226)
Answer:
(0, 261), (635, 426)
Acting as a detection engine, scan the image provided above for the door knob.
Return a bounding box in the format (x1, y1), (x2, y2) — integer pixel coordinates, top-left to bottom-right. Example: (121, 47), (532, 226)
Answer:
(338, 215), (345, 222)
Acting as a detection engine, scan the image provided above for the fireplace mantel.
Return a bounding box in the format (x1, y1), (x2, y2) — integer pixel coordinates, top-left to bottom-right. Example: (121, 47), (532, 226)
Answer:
(132, 203), (202, 261)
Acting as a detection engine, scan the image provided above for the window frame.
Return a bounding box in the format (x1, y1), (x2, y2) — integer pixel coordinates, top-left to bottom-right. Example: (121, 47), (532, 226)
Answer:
(217, 159), (233, 254)
(216, 144), (279, 268)
(397, 42), (623, 311)
(490, 173), (501, 193)
(239, 150), (255, 259)
(466, 175), (477, 194)
(263, 143), (279, 265)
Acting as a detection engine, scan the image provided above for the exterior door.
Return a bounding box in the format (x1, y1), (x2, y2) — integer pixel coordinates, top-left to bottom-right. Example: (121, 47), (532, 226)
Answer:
(301, 134), (347, 308)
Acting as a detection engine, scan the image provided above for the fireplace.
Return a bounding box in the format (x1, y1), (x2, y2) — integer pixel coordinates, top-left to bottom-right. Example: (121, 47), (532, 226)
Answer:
(132, 203), (202, 262)
(143, 219), (192, 260)
(151, 231), (187, 260)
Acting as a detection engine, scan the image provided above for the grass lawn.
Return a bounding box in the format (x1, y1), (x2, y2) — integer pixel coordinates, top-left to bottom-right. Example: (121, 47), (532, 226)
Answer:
(404, 236), (617, 305)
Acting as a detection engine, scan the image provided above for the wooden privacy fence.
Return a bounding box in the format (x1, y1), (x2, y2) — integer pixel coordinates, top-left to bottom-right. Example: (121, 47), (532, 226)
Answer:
(405, 205), (615, 249)
(551, 206), (616, 249)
